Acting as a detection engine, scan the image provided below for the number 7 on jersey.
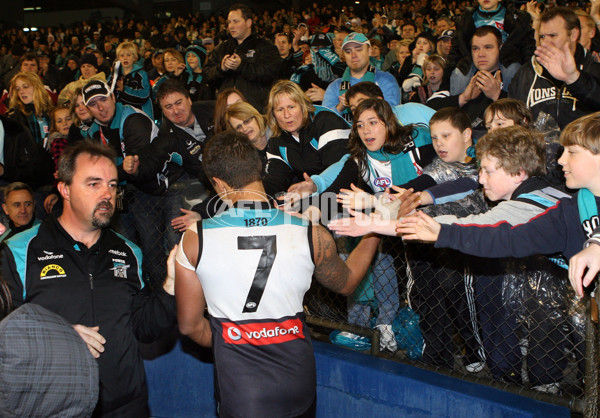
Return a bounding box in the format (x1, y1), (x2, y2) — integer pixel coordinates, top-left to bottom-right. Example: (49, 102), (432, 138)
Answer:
(238, 235), (277, 313)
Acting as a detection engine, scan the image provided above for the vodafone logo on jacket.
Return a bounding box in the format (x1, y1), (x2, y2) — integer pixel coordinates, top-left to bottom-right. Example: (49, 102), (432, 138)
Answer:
(222, 319), (305, 345)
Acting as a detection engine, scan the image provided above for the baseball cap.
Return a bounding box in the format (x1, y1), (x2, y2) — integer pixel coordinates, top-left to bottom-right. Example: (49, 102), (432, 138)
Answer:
(438, 29), (455, 40)
(342, 32), (371, 49)
(83, 80), (111, 105)
(202, 37), (214, 45)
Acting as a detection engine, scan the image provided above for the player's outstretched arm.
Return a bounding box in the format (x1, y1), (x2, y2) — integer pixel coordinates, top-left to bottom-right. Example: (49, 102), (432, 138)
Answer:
(312, 224), (380, 296)
(175, 230), (212, 347)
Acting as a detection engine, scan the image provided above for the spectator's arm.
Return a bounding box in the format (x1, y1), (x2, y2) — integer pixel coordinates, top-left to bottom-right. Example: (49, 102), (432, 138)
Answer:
(122, 113), (156, 155)
(322, 83), (344, 115)
(203, 45), (227, 83)
(565, 68), (600, 111)
(118, 71), (152, 107)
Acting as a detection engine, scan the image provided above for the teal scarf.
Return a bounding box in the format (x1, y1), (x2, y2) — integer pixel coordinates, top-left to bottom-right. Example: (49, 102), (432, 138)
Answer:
(339, 65), (376, 122)
(578, 188), (599, 238)
(549, 188), (598, 270)
(366, 147), (419, 187)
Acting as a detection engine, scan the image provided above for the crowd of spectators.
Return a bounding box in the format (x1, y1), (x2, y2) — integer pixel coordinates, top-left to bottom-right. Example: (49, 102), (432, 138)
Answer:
(0, 0), (599, 413)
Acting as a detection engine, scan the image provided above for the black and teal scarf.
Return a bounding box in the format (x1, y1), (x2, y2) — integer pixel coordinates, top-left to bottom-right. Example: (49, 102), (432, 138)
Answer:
(339, 65), (376, 122)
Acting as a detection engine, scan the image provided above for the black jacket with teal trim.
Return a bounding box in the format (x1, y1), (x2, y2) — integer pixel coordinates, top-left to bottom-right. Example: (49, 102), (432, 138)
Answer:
(1, 216), (176, 416)
(263, 106), (351, 197)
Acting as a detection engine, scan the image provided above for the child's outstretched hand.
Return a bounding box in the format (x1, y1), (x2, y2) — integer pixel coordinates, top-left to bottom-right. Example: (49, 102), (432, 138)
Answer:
(337, 183), (377, 210)
(328, 208), (381, 237)
(396, 211), (441, 242)
(388, 186), (421, 218)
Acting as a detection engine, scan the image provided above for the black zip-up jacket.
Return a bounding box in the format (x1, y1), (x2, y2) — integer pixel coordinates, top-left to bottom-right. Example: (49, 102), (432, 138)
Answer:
(508, 44), (600, 129)
(204, 33), (280, 113)
(427, 70), (509, 136)
(5, 108), (54, 186)
(0, 115), (43, 188)
(263, 106), (351, 197)
(449, 5), (535, 75)
(134, 101), (216, 192)
(1, 216), (176, 416)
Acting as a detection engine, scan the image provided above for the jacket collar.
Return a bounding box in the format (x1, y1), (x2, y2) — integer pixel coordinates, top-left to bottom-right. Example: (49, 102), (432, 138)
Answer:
(510, 176), (551, 200)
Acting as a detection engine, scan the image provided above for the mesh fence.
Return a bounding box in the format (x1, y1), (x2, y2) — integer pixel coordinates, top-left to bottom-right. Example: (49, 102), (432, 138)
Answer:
(307, 233), (596, 415)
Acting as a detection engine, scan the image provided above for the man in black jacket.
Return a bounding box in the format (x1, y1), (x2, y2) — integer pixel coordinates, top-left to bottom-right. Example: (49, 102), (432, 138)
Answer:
(138, 79), (215, 190)
(508, 7), (600, 129)
(1, 142), (176, 416)
(448, 0), (535, 76)
(123, 79), (215, 232)
(428, 26), (509, 137)
(203, 3), (280, 113)
(83, 79), (170, 286)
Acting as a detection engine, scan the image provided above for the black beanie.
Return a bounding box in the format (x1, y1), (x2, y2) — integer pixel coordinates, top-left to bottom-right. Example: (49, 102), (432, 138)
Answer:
(80, 52), (98, 69)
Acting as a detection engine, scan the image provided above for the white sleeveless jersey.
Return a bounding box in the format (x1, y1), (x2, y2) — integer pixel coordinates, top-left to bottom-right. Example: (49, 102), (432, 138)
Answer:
(197, 206), (314, 322)
(179, 202), (317, 417)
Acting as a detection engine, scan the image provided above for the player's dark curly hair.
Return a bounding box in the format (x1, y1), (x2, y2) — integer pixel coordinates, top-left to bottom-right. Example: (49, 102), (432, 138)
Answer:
(203, 130), (262, 189)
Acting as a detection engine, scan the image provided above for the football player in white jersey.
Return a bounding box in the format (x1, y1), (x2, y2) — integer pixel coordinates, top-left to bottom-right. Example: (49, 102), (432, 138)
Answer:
(175, 130), (381, 417)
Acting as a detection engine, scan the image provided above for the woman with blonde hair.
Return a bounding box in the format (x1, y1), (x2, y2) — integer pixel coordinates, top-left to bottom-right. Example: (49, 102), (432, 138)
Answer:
(8, 72), (54, 149)
(7, 72), (56, 205)
(402, 33), (437, 95)
(263, 80), (351, 197)
(225, 102), (270, 154)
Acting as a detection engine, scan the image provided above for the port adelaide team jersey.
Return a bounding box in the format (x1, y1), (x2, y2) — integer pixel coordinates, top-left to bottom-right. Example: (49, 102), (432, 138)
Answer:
(178, 201), (317, 417)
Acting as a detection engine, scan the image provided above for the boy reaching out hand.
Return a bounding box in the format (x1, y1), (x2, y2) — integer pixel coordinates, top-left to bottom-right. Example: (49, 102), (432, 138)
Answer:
(399, 113), (600, 298)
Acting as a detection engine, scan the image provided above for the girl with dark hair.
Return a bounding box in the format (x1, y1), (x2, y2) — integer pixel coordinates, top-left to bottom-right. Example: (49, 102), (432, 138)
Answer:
(328, 105), (486, 369)
(291, 98), (434, 352)
(294, 98), (434, 199)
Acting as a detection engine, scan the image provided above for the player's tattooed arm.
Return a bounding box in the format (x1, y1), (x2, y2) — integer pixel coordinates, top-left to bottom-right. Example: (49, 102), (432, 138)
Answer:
(312, 224), (381, 296)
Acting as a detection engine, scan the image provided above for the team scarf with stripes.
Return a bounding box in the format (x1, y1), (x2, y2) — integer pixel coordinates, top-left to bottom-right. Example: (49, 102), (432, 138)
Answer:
(339, 65), (376, 122)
